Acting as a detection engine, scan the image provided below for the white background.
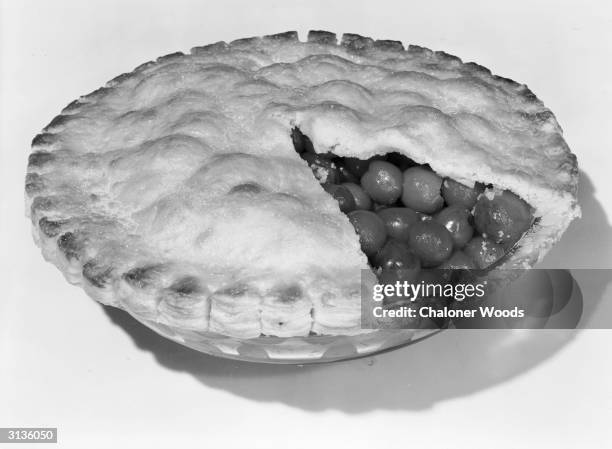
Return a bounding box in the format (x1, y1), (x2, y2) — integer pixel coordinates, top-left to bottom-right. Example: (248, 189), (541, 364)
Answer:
(1, 0), (612, 448)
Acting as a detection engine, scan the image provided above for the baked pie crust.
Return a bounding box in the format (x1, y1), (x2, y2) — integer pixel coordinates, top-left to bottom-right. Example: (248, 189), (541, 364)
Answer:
(25, 31), (580, 339)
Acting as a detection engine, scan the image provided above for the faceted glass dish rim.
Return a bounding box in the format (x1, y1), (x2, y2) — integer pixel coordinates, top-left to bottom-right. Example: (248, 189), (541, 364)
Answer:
(131, 314), (443, 364)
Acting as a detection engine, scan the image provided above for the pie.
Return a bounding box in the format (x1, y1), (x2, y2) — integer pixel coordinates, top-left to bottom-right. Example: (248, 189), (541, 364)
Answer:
(25, 30), (580, 339)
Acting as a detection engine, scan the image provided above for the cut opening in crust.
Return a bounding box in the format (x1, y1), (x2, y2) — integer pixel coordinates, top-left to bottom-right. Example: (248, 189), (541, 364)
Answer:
(290, 126), (537, 282)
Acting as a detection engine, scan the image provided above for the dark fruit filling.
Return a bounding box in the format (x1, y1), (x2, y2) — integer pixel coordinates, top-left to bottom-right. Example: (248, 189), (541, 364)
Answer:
(401, 167), (445, 214)
(342, 182), (372, 210)
(347, 210), (387, 256)
(373, 240), (420, 272)
(361, 161), (403, 204)
(473, 190), (533, 249)
(408, 221), (454, 267)
(291, 127), (535, 275)
(434, 206), (473, 248)
(376, 208), (419, 242)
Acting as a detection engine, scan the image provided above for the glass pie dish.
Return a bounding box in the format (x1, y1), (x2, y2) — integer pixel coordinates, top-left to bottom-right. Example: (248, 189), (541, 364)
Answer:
(133, 316), (440, 363)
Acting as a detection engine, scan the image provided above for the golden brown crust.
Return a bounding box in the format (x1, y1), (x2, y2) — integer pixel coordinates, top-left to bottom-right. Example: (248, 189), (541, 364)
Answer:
(25, 30), (579, 339)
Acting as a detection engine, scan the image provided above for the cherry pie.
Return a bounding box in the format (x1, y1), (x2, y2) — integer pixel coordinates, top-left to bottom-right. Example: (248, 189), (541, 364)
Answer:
(25, 31), (580, 339)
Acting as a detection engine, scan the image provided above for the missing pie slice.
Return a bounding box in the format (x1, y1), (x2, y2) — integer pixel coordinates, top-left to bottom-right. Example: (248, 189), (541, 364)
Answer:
(25, 30), (580, 339)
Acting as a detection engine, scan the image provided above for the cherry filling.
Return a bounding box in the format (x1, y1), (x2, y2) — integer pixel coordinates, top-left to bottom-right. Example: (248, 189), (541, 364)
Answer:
(291, 128), (535, 276)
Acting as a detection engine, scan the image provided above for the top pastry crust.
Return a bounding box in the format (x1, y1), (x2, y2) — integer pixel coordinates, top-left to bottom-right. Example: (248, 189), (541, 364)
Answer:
(25, 31), (579, 338)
